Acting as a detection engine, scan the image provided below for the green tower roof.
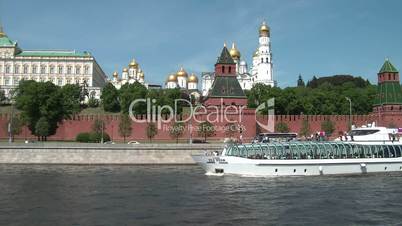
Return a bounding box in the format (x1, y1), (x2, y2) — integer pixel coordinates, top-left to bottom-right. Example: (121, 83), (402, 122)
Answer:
(208, 76), (246, 98)
(216, 45), (235, 64)
(379, 59), (398, 73)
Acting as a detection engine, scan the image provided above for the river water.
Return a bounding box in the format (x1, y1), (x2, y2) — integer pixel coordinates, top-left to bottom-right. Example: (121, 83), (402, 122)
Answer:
(0, 165), (401, 226)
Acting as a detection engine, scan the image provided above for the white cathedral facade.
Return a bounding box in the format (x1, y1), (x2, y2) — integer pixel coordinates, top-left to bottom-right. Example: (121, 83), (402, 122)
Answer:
(110, 58), (147, 89)
(201, 21), (275, 96)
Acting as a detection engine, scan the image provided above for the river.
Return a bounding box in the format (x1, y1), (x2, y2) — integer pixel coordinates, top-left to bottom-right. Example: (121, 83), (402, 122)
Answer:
(0, 165), (401, 225)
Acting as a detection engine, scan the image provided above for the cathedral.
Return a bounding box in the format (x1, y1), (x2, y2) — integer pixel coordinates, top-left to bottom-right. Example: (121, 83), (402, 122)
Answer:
(165, 66), (201, 99)
(110, 58), (146, 89)
(201, 21), (275, 96)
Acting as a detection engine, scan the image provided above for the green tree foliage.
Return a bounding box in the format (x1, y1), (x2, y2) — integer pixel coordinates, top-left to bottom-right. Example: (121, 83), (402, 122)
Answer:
(92, 118), (105, 134)
(119, 114), (132, 142)
(307, 75), (369, 88)
(76, 132), (110, 143)
(119, 82), (147, 114)
(35, 117), (50, 141)
(247, 76), (376, 115)
(0, 90), (5, 105)
(100, 83), (120, 112)
(198, 121), (215, 142)
(146, 123), (158, 143)
(321, 119), (335, 136)
(87, 96), (99, 108)
(169, 122), (185, 143)
(60, 84), (81, 117)
(299, 119), (310, 138)
(15, 80), (78, 139)
(5, 115), (24, 141)
(275, 122), (290, 133)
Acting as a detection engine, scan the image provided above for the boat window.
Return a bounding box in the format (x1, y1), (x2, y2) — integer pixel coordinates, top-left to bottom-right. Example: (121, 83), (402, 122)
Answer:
(349, 129), (380, 136)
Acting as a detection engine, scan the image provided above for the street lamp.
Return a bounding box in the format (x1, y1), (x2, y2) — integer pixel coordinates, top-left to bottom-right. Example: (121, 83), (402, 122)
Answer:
(345, 97), (352, 130)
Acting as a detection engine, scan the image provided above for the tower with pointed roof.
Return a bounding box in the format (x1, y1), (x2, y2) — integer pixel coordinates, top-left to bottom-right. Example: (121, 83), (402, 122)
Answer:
(373, 59), (402, 115)
(203, 44), (247, 106)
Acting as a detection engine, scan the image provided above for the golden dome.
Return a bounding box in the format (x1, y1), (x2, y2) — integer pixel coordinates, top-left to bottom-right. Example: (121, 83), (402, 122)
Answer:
(176, 67), (188, 77)
(139, 72), (144, 78)
(122, 67), (128, 72)
(229, 42), (241, 59)
(259, 21), (270, 37)
(129, 59), (138, 68)
(167, 74), (177, 82)
(112, 71), (118, 77)
(188, 73), (198, 83)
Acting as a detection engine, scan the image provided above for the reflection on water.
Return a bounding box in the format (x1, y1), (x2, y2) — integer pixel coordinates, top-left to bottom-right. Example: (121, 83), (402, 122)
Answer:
(0, 165), (402, 225)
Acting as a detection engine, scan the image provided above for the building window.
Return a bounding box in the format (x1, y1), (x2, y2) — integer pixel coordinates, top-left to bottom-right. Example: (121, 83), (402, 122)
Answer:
(58, 66), (63, 74)
(49, 66), (55, 74)
(5, 77), (10, 85)
(222, 66), (225, 73)
(5, 65), (10, 73)
(67, 66), (72, 74)
(14, 65), (20, 74)
(66, 78), (71, 84)
(75, 67), (81, 75)
(228, 66), (231, 73)
(261, 58), (263, 63)
(58, 79), (63, 86)
(32, 65), (38, 74)
(23, 65), (28, 74)
(84, 66), (89, 74)
(41, 65), (46, 74)
(0, 65), (2, 73)
(266, 57), (268, 63)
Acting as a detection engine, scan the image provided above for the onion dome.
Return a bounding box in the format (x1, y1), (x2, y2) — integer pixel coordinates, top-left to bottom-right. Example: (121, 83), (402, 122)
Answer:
(122, 67), (128, 72)
(129, 59), (138, 68)
(188, 73), (198, 83)
(259, 21), (270, 37)
(229, 42), (241, 60)
(139, 71), (144, 78)
(112, 71), (118, 78)
(167, 73), (177, 82)
(176, 67), (188, 77)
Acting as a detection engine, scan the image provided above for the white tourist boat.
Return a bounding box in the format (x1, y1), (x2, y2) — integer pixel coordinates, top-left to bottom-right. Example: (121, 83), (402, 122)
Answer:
(192, 124), (402, 176)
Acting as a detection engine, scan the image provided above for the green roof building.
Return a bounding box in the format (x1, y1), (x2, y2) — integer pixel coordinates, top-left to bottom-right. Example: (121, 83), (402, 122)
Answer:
(204, 44), (247, 106)
(0, 23), (107, 101)
(373, 59), (402, 113)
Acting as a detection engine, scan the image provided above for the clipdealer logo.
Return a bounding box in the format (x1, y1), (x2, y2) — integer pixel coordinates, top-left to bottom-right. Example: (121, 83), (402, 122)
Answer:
(254, 98), (275, 132)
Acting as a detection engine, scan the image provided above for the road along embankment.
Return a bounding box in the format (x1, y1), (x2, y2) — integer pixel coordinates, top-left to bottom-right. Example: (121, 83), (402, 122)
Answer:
(0, 143), (223, 165)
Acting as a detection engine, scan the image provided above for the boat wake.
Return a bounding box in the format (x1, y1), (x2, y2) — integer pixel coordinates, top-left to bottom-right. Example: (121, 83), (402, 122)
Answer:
(205, 172), (224, 176)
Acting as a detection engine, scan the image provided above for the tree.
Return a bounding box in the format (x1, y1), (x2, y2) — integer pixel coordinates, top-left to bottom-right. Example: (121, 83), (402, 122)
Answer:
(224, 122), (238, 138)
(119, 114), (132, 142)
(15, 80), (79, 138)
(87, 96), (99, 108)
(299, 118), (310, 138)
(100, 83), (120, 112)
(60, 84), (81, 117)
(275, 122), (290, 133)
(119, 82), (147, 114)
(169, 122), (185, 144)
(198, 121), (215, 142)
(92, 118), (105, 134)
(146, 123), (158, 143)
(5, 115), (24, 141)
(0, 89), (5, 105)
(35, 117), (50, 141)
(321, 119), (335, 136)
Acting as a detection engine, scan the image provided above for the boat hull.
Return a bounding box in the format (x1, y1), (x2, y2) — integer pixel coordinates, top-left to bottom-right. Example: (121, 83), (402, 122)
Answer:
(191, 155), (402, 176)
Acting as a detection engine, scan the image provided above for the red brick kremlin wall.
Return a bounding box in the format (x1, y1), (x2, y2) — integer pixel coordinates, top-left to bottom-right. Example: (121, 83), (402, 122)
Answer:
(0, 111), (401, 142)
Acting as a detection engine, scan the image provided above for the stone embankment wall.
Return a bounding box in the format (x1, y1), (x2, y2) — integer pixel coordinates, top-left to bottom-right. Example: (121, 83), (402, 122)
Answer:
(0, 143), (223, 164)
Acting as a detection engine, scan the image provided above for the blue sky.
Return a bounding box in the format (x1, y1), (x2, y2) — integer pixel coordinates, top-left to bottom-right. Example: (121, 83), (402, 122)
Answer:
(1, 0), (402, 87)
